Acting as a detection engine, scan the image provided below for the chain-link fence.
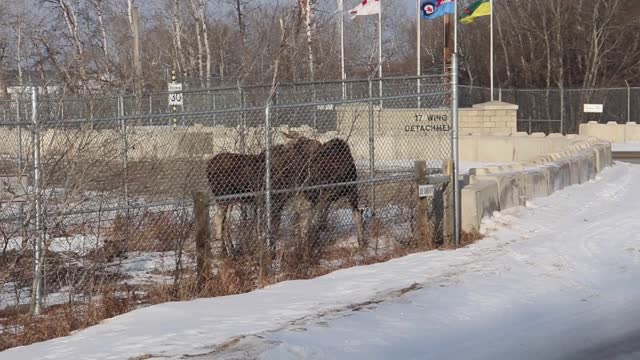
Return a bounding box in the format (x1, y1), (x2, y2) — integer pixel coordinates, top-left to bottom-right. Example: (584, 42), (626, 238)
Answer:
(0, 75), (454, 350)
(6, 82), (637, 136)
(461, 85), (640, 135)
(0, 76), (449, 122)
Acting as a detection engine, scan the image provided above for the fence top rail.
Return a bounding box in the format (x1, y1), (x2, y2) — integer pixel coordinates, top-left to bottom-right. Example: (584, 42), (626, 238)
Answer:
(459, 85), (640, 92)
(32, 91), (450, 125)
(6, 74), (450, 104)
(268, 91), (449, 110)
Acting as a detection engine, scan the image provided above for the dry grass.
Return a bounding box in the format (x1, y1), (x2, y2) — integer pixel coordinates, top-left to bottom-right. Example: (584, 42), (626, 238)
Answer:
(0, 286), (134, 352)
(441, 230), (485, 250)
(91, 212), (194, 262)
(0, 227), (485, 352)
(0, 184), (486, 353)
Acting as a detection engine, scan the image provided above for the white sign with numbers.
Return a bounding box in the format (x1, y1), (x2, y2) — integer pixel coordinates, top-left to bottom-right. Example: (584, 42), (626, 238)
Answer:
(168, 83), (183, 106)
(418, 184), (435, 198)
(584, 104), (603, 113)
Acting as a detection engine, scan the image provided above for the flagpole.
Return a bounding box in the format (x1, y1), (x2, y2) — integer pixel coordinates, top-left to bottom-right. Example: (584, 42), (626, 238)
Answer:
(417, 0), (421, 107)
(340, 0), (346, 100)
(454, 0), (458, 52)
(452, 0), (461, 247)
(490, 0), (494, 101)
(378, 1), (383, 101)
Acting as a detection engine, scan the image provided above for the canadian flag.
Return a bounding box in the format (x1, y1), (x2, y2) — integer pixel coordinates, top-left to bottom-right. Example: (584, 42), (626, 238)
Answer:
(349, 0), (380, 19)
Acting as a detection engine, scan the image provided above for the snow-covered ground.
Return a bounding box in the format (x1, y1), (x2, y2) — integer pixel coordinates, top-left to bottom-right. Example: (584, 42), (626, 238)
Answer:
(612, 142), (640, 152)
(3, 163), (640, 360)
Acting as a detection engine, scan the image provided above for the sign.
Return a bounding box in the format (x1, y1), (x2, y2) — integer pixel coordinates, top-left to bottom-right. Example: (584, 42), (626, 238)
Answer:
(405, 112), (451, 133)
(168, 83), (183, 106)
(1, 175), (28, 203)
(584, 104), (603, 113)
(418, 184), (435, 198)
(316, 104), (334, 111)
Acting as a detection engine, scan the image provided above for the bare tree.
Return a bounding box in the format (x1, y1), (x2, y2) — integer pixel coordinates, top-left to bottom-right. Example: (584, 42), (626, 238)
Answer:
(171, 0), (187, 74)
(127, 0), (142, 93)
(198, 0), (212, 87)
(299, 0), (317, 80)
(94, 0), (111, 76)
(54, 0), (88, 91)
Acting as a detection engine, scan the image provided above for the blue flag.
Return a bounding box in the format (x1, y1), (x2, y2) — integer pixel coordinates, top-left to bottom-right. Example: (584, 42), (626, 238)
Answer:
(421, 0), (455, 20)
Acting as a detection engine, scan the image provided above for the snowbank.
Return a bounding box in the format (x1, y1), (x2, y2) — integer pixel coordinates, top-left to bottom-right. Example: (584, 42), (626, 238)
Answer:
(1, 162), (636, 360)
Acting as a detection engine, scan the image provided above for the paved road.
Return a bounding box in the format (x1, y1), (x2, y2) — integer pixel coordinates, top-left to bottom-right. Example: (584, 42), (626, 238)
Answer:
(613, 151), (640, 164)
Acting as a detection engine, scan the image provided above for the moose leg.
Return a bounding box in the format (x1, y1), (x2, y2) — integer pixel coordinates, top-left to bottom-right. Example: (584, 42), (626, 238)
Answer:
(349, 189), (367, 248)
(352, 208), (366, 248)
(268, 203), (283, 254)
(213, 203), (230, 257)
(313, 200), (332, 248)
(223, 204), (233, 256)
(295, 197), (314, 245)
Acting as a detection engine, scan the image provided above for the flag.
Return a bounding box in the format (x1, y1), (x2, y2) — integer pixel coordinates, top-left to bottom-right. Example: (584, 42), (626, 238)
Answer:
(459, 0), (491, 24)
(421, 0), (455, 21)
(349, 0), (380, 19)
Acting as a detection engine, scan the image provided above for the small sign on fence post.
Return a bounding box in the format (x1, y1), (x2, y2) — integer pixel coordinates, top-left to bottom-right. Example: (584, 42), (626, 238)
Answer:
(168, 70), (183, 127)
(418, 184), (435, 198)
(583, 104), (603, 113)
(168, 83), (183, 106)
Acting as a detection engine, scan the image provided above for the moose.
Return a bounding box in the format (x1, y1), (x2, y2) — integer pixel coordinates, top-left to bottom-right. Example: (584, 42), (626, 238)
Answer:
(206, 133), (365, 256)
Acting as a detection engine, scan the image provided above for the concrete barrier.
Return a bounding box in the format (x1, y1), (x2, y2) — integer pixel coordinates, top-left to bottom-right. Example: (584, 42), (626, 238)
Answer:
(461, 180), (500, 232)
(462, 138), (612, 232)
(579, 121), (640, 143)
(625, 122), (640, 142)
(458, 134), (594, 163)
(522, 167), (551, 200)
(473, 172), (525, 210)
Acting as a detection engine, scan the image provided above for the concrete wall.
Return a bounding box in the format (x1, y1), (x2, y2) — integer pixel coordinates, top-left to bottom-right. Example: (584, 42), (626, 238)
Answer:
(460, 133), (599, 163)
(461, 137), (612, 232)
(336, 101), (518, 138)
(0, 100), (519, 163)
(0, 126), (599, 166)
(459, 101), (518, 136)
(579, 121), (640, 142)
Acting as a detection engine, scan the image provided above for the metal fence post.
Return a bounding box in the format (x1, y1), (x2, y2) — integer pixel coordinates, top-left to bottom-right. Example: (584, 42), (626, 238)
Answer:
(264, 103), (273, 252)
(239, 87), (246, 153)
(312, 83), (318, 129)
(118, 95), (129, 212)
(16, 99), (23, 173)
(16, 99), (26, 240)
(417, 77), (422, 109)
(626, 81), (631, 124)
(451, 53), (461, 247)
(212, 91), (217, 123)
(560, 87), (565, 134)
(30, 86), (44, 315)
(368, 78), (376, 224)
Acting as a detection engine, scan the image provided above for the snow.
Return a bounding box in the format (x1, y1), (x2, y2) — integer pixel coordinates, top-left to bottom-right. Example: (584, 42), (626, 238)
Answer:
(2, 163), (640, 360)
(111, 251), (190, 285)
(0, 250), (189, 310)
(612, 142), (640, 152)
